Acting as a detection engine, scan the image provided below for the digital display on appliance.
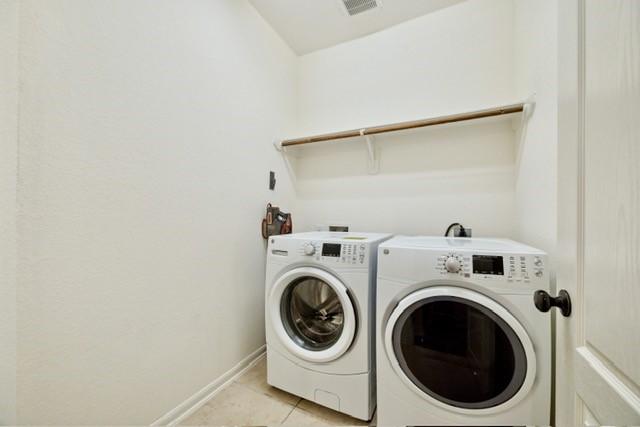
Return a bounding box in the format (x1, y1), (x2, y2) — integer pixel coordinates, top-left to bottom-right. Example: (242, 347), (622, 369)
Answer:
(322, 243), (342, 257)
(472, 255), (504, 275)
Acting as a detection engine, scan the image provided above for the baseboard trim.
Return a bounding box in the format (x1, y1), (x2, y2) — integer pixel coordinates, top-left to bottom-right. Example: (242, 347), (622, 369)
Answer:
(151, 345), (266, 426)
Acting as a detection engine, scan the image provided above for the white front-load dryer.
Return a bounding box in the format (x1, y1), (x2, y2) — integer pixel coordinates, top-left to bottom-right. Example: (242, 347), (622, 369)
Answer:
(376, 236), (551, 426)
(266, 232), (391, 421)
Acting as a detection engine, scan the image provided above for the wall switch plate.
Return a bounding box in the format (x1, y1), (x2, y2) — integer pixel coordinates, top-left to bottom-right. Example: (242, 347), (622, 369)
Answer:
(269, 171), (276, 190)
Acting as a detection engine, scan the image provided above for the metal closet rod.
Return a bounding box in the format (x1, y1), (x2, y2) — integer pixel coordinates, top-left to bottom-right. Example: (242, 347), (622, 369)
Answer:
(281, 103), (526, 147)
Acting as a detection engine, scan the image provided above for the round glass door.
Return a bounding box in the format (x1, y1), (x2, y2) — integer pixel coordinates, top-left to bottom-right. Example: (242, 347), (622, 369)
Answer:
(385, 287), (536, 414)
(281, 277), (345, 351)
(269, 267), (357, 363)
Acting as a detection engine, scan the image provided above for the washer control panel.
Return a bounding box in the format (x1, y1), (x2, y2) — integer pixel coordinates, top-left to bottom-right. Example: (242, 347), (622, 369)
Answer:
(299, 241), (367, 265)
(435, 252), (546, 284)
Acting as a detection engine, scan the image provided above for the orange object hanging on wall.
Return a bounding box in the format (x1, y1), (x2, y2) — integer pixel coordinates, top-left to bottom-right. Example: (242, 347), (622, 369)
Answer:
(261, 203), (292, 239)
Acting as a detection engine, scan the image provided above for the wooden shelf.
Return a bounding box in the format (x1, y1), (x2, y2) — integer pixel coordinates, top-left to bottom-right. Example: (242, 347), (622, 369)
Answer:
(280, 103), (526, 148)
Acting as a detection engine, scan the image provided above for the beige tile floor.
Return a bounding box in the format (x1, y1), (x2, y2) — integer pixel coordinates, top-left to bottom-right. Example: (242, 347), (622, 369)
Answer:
(180, 357), (374, 426)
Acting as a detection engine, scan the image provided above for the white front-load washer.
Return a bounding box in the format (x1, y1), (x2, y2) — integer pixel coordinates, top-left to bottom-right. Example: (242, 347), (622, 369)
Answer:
(266, 232), (391, 421)
(376, 236), (551, 426)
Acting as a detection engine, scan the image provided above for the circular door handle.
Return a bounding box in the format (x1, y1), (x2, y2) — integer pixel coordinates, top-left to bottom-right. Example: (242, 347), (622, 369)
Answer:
(534, 289), (572, 317)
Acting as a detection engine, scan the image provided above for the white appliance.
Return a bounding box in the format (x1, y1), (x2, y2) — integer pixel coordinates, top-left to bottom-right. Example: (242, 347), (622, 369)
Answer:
(376, 236), (551, 426)
(265, 231), (391, 421)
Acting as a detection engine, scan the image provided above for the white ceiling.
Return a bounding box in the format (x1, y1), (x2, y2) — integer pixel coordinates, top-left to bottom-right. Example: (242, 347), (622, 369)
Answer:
(249, 0), (465, 55)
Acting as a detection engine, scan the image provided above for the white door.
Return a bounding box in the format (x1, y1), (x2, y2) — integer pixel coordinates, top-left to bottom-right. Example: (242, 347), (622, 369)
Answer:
(557, 1), (640, 425)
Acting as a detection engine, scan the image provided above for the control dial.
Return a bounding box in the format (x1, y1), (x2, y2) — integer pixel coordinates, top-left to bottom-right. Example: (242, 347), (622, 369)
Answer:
(303, 243), (316, 256)
(445, 256), (461, 273)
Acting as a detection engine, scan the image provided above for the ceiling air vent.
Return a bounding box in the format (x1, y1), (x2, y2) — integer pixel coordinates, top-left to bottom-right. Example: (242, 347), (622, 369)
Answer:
(340, 0), (380, 16)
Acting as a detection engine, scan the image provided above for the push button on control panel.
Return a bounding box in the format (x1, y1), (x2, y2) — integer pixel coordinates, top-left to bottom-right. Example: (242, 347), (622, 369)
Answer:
(505, 255), (545, 283)
(533, 256), (544, 278)
(342, 243), (359, 264)
(306, 242), (367, 264)
(507, 255), (529, 283)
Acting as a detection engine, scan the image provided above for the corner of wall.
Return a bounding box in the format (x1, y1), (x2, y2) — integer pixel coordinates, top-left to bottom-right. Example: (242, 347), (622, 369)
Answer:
(512, 0), (559, 255)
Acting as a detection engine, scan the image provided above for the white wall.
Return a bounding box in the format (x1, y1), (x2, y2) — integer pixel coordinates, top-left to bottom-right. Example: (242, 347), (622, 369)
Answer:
(7, 0), (559, 423)
(293, 0), (519, 237)
(15, 0), (296, 424)
(291, 121), (517, 236)
(513, 0), (558, 254)
(0, 1), (19, 424)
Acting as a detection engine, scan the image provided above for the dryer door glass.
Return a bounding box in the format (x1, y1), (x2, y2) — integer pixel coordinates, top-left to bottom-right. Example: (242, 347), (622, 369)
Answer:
(281, 277), (345, 351)
(392, 296), (527, 409)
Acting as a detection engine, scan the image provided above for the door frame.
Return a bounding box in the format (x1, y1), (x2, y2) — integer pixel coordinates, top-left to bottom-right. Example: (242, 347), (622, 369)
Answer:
(556, 0), (584, 424)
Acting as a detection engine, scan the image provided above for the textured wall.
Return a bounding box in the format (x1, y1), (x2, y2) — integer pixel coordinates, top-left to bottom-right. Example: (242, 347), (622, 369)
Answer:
(293, 0), (518, 238)
(0, 0), (19, 424)
(16, 1), (296, 423)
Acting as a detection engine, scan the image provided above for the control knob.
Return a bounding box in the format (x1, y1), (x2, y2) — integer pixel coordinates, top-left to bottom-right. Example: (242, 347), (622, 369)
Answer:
(303, 243), (316, 256)
(445, 256), (461, 273)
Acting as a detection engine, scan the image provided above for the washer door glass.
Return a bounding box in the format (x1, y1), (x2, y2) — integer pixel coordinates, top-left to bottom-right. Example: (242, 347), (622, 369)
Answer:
(392, 296), (527, 409)
(281, 277), (345, 351)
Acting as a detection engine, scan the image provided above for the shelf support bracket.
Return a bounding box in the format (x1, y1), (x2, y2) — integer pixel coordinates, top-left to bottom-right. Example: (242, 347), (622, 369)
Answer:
(274, 140), (297, 185)
(361, 129), (379, 174)
(514, 94), (537, 171)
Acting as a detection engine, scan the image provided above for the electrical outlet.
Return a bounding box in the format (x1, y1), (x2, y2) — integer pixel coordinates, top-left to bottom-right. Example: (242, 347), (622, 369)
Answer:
(454, 227), (472, 237)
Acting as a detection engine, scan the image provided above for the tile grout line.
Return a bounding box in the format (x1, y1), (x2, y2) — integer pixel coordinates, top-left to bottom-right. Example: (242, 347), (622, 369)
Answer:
(280, 398), (301, 425)
(290, 400), (337, 425)
(231, 376), (302, 425)
(233, 378), (301, 408)
(295, 400), (371, 426)
(237, 359), (362, 426)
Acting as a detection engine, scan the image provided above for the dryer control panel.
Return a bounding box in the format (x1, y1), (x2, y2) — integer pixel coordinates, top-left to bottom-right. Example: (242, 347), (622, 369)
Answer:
(435, 252), (546, 285)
